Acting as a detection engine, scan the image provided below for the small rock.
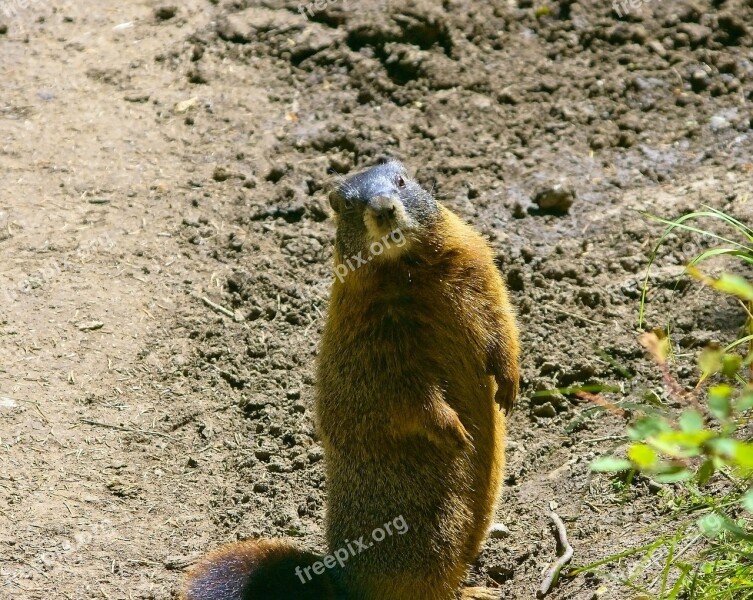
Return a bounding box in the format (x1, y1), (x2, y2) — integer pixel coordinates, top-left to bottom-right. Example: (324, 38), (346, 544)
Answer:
(488, 523), (511, 539)
(677, 23), (711, 47)
(174, 97), (198, 113)
(589, 133), (610, 150)
(124, 91), (149, 103)
(647, 39), (667, 57)
(710, 114), (730, 131)
(213, 166), (231, 182)
(0, 397), (18, 409)
(690, 70), (709, 91)
(216, 16), (251, 44)
(532, 184), (575, 214)
(77, 320), (104, 331)
(106, 478), (140, 498)
(497, 88), (520, 105)
(533, 403), (557, 418)
(254, 448), (272, 462)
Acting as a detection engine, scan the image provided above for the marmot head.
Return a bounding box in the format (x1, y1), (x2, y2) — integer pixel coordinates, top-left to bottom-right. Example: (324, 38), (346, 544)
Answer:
(328, 160), (438, 263)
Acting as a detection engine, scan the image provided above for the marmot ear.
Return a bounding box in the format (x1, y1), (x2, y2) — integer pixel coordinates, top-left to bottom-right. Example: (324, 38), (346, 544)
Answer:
(328, 191), (343, 214)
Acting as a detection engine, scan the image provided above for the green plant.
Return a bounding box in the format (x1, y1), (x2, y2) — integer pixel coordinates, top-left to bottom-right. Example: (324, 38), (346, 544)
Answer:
(580, 207), (753, 598)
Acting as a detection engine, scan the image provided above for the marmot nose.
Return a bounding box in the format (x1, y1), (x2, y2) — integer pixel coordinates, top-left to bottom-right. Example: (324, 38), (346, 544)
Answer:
(367, 196), (398, 219)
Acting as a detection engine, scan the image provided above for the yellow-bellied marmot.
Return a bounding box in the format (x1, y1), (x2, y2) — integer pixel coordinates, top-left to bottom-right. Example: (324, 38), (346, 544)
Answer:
(182, 159), (520, 600)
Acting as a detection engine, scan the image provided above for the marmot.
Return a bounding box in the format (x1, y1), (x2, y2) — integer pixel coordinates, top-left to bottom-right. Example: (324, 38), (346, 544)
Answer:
(181, 160), (520, 600)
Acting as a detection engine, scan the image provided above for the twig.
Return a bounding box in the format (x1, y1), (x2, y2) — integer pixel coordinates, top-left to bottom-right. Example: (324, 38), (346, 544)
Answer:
(194, 293), (235, 319)
(580, 435), (628, 445)
(575, 391), (627, 418)
(538, 511), (574, 598)
(13, 398), (50, 423)
(79, 419), (172, 439)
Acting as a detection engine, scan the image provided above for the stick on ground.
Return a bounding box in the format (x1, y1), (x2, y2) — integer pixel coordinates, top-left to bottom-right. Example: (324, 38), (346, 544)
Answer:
(538, 511), (574, 598)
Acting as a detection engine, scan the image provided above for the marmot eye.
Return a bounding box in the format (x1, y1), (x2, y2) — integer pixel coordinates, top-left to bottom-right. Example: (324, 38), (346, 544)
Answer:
(396, 175), (406, 188)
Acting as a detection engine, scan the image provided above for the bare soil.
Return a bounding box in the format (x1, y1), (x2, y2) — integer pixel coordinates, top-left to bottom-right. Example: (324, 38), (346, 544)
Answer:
(1, 0), (752, 598)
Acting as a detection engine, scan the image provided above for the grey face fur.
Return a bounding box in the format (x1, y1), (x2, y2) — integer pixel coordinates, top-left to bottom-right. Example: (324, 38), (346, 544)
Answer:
(329, 160), (439, 261)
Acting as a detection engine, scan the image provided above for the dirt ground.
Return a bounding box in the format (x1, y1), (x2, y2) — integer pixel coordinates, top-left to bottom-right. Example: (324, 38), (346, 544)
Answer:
(0, 0), (751, 598)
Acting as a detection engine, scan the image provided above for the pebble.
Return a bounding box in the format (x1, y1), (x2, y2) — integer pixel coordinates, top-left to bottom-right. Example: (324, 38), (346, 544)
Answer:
(533, 402), (557, 418)
(710, 115), (730, 131)
(0, 397), (17, 409)
(488, 523), (511, 538)
(532, 184), (576, 214)
(77, 320), (104, 331)
(691, 70), (709, 91)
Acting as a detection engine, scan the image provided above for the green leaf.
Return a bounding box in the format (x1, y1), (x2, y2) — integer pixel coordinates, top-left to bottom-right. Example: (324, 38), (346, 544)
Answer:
(689, 247), (753, 267)
(590, 457), (632, 472)
(654, 469), (693, 483)
(718, 515), (753, 542)
(678, 409), (704, 433)
(708, 384), (733, 421)
(742, 489), (753, 513)
(628, 443), (658, 468)
(627, 416), (670, 441)
(722, 353), (743, 378)
(696, 459), (715, 485)
(736, 391), (753, 413)
(698, 513), (725, 539)
(733, 442), (753, 468)
(698, 348), (724, 380)
(708, 438), (736, 458)
(688, 269), (753, 301)
(650, 431), (712, 458)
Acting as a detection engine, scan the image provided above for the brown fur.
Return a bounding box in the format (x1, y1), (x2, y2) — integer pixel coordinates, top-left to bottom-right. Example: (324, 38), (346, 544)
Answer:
(316, 205), (519, 600)
(181, 539), (339, 600)
(180, 162), (520, 600)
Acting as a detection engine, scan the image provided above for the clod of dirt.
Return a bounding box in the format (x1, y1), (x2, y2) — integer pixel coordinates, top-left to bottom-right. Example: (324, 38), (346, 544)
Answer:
(532, 184), (576, 215)
(106, 478), (141, 498)
(489, 523), (511, 539)
(154, 6), (178, 21)
(124, 92), (150, 103)
(532, 403), (557, 418)
(213, 166), (231, 182)
(174, 97), (198, 113)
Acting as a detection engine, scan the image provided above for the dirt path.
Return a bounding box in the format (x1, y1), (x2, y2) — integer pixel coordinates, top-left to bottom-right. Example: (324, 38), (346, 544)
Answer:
(1, 1), (751, 598)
